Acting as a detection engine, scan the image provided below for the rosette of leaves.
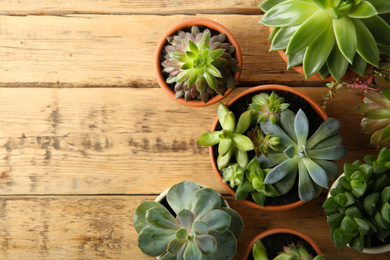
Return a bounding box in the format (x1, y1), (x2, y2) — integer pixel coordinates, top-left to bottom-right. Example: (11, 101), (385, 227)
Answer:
(222, 158), (280, 207)
(134, 180), (243, 260)
(252, 240), (325, 260)
(259, 109), (347, 202)
(162, 25), (241, 103)
(197, 103), (255, 170)
(248, 92), (290, 125)
(355, 73), (390, 147)
(323, 148), (390, 252)
(259, 0), (390, 81)
(248, 126), (281, 157)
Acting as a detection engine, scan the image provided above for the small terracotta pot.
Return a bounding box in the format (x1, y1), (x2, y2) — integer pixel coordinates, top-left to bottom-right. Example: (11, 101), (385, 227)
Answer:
(209, 85), (328, 211)
(243, 228), (323, 259)
(268, 27), (357, 82)
(328, 175), (390, 254)
(154, 18), (242, 107)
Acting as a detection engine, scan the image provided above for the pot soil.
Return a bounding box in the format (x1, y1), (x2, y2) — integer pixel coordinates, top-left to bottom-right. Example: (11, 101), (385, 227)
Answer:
(209, 85), (328, 211)
(154, 18), (242, 107)
(244, 228), (322, 260)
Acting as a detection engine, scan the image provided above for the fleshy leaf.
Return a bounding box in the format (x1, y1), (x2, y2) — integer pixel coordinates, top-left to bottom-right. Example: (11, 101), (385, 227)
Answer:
(177, 209), (195, 232)
(205, 231), (237, 260)
(191, 188), (221, 220)
(192, 220), (209, 235)
(353, 19), (379, 67)
(231, 134), (255, 151)
(167, 181), (200, 215)
(363, 15), (390, 46)
(195, 235), (217, 255)
(201, 209), (231, 234)
(348, 1), (378, 18)
(138, 227), (176, 257)
(302, 158), (329, 188)
(306, 118), (340, 149)
(134, 201), (164, 233)
(234, 110), (252, 135)
(146, 206), (181, 230)
(184, 240), (202, 260)
(220, 207), (243, 239)
(197, 131), (221, 146)
(294, 109), (309, 147)
(333, 16), (357, 64)
(264, 157), (298, 184)
(219, 138), (232, 156)
(298, 160), (315, 202)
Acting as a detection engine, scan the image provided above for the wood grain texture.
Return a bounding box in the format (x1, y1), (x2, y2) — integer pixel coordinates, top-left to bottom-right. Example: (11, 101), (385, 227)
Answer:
(0, 87), (377, 195)
(0, 0), (262, 15)
(0, 14), (318, 88)
(0, 195), (389, 259)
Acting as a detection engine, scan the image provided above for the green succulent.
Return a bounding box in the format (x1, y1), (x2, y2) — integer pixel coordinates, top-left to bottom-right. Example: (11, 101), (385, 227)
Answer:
(134, 180), (243, 260)
(223, 158), (280, 207)
(323, 148), (390, 252)
(252, 240), (325, 260)
(259, 0), (390, 81)
(259, 109), (347, 202)
(248, 125), (281, 157)
(248, 92), (290, 125)
(162, 26), (241, 103)
(197, 103), (255, 170)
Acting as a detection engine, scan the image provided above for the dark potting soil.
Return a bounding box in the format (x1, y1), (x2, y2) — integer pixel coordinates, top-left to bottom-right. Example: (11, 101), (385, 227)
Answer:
(159, 25), (237, 101)
(213, 90), (324, 206)
(247, 233), (318, 260)
(368, 233), (390, 249)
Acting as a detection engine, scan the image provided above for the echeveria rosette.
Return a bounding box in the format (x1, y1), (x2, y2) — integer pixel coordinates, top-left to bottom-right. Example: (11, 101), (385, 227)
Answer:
(197, 103), (255, 170)
(134, 180), (243, 260)
(248, 92), (290, 125)
(323, 149), (390, 252)
(252, 239), (325, 260)
(259, 0), (390, 82)
(259, 109), (347, 202)
(162, 26), (241, 103)
(223, 159), (280, 207)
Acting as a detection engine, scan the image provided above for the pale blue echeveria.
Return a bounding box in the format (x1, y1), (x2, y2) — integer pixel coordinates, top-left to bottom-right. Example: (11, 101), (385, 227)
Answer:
(197, 103), (255, 170)
(134, 180), (243, 260)
(259, 109), (347, 202)
(259, 0), (390, 81)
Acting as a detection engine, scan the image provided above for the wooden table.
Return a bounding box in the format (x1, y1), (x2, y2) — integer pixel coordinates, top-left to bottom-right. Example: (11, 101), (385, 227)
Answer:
(0, 1), (389, 259)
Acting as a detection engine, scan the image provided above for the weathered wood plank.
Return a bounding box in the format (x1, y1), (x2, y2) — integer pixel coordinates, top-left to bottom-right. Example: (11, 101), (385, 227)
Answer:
(0, 195), (388, 259)
(0, 87), (377, 195)
(0, 14), (318, 88)
(0, 0), (262, 15)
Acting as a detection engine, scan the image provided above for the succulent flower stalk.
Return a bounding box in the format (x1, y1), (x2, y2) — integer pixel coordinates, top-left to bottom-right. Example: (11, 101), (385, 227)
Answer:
(162, 26), (241, 103)
(259, 0), (390, 81)
(259, 109), (347, 202)
(134, 181), (243, 259)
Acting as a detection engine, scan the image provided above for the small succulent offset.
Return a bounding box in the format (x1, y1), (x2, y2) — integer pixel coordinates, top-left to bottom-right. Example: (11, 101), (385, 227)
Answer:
(248, 126), (281, 157)
(162, 25), (241, 103)
(248, 92), (290, 125)
(259, 0), (390, 81)
(252, 240), (325, 260)
(197, 103), (255, 170)
(323, 148), (390, 252)
(259, 109), (347, 202)
(222, 158), (280, 207)
(134, 180), (243, 259)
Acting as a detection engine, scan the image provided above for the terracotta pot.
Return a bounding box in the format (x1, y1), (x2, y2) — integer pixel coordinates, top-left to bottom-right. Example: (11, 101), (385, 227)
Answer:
(243, 228), (323, 259)
(209, 84), (328, 211)
(268, 27), (357, 82)
(328, 175), (390, 254)
(154, 18), (242, 107)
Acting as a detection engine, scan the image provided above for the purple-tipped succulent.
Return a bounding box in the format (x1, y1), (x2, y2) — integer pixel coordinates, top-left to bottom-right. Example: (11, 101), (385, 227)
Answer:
(161, 25), (241, 103)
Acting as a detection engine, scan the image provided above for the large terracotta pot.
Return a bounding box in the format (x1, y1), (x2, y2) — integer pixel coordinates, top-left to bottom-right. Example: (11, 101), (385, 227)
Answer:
(209, 84), (328, 211)
(243, 228), (323, 259)
(154, 18), (242, 107)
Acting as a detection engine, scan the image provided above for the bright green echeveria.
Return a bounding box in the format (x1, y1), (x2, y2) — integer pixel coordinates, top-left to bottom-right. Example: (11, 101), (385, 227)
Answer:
(162, 26), (241, 103)
(252, 239), (325, 260)
(197, 103), (255, 170)
(223, 159), (280, 207)
(259, 0), (390, 81)
(248, 92), (290, 125)
(323, 148), (390, 252)
(355, 69), (390, 147)
(134, 180), (243, 260)
(259, 109), (347, 202)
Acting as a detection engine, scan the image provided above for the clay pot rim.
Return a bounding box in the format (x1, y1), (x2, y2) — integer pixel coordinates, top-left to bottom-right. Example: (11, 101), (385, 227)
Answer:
(243, 227), (323, 259)
(268, 27), (357, 82)
(209, 84), (328, 211)
(328, 174), (390, 254)
(154, 18), (242, 107)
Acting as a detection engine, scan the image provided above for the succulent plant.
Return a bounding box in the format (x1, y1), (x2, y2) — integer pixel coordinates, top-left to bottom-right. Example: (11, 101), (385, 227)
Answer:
(197, 103), (255, 170)
(223, 158), (280, 207)
(161, 25), (241, 103)
(134, 180), (243, 259)
(248, 92), (290, 125)
(248, 126), (281, 157)
(259, 109), (347, 202)
(323, 148), (390, 252)
(252, 240), (325, 260)
(259, 0), (390, 81)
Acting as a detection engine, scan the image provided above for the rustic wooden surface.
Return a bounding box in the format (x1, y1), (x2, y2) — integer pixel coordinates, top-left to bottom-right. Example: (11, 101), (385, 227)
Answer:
(0, 1), (389, 259)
